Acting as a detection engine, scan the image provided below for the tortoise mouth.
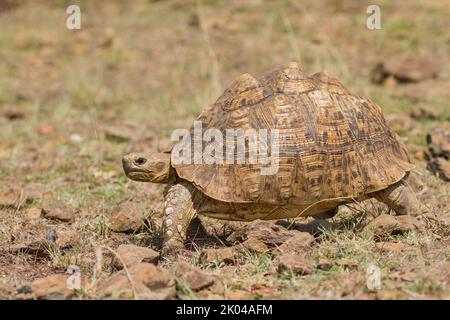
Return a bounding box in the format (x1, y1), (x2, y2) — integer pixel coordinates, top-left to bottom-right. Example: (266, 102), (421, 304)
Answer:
(124, 167), (156, 182)
(123, 164), (147, 176)
(122, 158), (145, 176)
(126, 171), (152, 181)
(125, 168), (144, 175)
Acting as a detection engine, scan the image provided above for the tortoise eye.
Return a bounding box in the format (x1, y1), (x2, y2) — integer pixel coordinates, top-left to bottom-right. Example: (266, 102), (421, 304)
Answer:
(135, 157), (147, 165)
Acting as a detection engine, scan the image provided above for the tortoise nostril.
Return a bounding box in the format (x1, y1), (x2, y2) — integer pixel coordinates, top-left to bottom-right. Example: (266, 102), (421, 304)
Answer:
(135, 157), (147, 165)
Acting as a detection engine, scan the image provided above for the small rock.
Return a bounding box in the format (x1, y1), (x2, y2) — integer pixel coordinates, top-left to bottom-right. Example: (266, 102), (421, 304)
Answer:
(0, 187), (20, 207)
(197, 292), (224, 300)
(375, 242), (407, 254)
(103, 124), (154, 143)
(241, 237), (269, 254)
(410, 106), (439, 120)
(394, 80), (450, 104)
(109, 202), (144, 234)
(31, 274), (74, 300)
(4, 110), (25, 120)
(128, 263), (174, 290)
(413, 149), (427, 162)
(317, 258), (332, 271)
(395, 215), (424, 232)
(376, 289), (409, 300)
(0, 282), (14, 299)
(8, 240), (56, 258)
(385, 114), (419, 132)
(395, 214), (424, 231)
(103, 125), (136, 142)
(100, 263), (175, 299)
(272, 232), (314, 256)
(38, 126), (55, 135)
(396, 267), (420, 282)
(69, 134), (83, 143)
(338, 259), (358, 270)
(383, 75), (397, 88)
(25, 207), (42, 220)
(175, 262), (214, 291)
(23, 183), (46, 202)
(112, 244), (159, 269)
(427, 126), (450, 158)
(227, 220), (294, 247)
(0, 185), (44, 208)
(427, 158), (450, 181)
(17, 285), (32, 295)
(370, 63), (388, 84)
(371, 55), (440, 84)
(56, 229), (79, 249)
(200, 247), (235, 265)
(276, 254), (313, 276)
(227, 290), (253, 300)
(41, 200), (74, 223)
(364, 214), (398, 236)
(364, 214), (416, 239)
(187, 12), (201, 27)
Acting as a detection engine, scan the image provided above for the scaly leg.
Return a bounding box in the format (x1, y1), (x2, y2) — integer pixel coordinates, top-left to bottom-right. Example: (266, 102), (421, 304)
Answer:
(373, 178), (425, 216)
(161, 182), (197, 256)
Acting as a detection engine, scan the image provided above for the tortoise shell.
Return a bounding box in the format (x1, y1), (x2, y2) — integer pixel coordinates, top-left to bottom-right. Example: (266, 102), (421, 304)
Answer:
(172, 63), (415, 205)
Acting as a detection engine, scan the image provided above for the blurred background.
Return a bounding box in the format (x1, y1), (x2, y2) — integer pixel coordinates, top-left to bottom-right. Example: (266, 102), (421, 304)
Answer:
(0, 0), (449, 300)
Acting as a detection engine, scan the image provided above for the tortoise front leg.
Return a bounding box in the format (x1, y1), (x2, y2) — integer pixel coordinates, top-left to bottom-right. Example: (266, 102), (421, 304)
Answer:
(373, 178), (425, 216)
(161, 183), (197, 257)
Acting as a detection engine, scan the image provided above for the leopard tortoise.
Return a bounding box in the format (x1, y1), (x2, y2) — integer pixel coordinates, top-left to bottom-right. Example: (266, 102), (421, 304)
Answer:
(122, 62), (424, 255)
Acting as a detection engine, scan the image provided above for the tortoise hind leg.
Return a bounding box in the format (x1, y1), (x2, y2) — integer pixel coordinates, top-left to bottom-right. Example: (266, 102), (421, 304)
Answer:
(161, 182), (198, 257)
(372, 178), (426, 217)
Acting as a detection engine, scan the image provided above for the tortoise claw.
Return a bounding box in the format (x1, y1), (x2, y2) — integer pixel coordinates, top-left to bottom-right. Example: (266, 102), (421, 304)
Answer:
(160, 239), (185, 259)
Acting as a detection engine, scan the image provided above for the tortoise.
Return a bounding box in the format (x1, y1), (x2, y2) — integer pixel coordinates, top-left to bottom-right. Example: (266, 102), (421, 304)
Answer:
(122, 62), (424, 255)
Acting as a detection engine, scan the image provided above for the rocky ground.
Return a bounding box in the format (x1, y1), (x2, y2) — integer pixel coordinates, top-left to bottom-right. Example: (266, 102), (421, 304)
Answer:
(0, 0), (449, 300)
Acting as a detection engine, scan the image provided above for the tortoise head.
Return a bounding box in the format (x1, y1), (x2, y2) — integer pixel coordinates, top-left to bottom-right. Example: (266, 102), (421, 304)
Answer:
(122, 152), (172, 183)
